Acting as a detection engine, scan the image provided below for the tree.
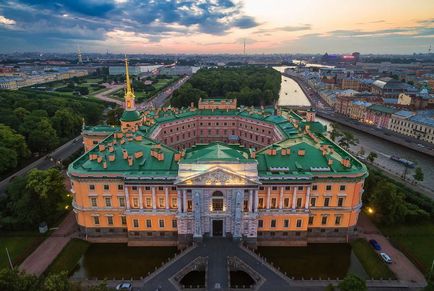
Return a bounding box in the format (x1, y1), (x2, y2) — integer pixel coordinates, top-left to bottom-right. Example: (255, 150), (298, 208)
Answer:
(370, 181), (407, 224)
(367, 152), (378, 163)
(0, 146), (18, 175)
(337, 131), (359, 149)
(77, 86), (89, 96)
(0, 124), (30, 162)
(42, 271), (70, 291)
(51, 108), (82, 139)
(338, 273), (367, 291)
(106, 108), (124, 126)
(329, 123), (342, 141)
(357, 146), (365, 156)
(0, 268), (38, 291)
(414, 167), (424, 182)
(28, 118), (59, 153)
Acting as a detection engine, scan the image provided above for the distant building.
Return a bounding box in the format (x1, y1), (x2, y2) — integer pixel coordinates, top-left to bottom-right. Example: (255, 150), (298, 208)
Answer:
(389, 110), (434, 144)
(109, 65), (162, 76)
(159, 66), (196, 76)
(371, 77), (411, 98)
(198, 98), (237, 110)
(364, 104), (398, 128)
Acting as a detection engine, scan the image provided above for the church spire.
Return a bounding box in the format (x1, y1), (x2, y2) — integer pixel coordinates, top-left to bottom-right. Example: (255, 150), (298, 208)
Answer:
(124, 56), (135, 110)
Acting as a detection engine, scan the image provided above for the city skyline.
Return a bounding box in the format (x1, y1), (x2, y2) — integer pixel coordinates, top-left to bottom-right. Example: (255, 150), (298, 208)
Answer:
(0, 0), (433, 54)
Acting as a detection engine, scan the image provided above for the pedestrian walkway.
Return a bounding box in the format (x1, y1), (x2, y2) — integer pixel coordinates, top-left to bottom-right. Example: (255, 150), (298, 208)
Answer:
(143, 238), (291, 291)
(19, 211), (77, 276)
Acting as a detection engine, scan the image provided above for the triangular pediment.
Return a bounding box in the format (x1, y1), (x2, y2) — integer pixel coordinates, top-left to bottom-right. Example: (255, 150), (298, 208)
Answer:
(176, 167), (259, 186)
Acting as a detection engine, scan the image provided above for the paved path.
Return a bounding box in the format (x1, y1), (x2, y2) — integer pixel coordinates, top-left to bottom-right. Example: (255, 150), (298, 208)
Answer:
(19, 211), (78, 276)
(357, 214), (427, 285)
(93, 84), (123, 106)
(143, 238), (290, 291)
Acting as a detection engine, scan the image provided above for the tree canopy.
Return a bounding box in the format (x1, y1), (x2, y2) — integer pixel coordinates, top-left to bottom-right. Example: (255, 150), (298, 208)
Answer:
(171, 66), (281, 107)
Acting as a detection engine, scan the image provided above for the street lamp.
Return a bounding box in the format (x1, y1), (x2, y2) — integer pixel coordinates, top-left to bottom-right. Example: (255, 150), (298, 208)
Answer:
(367, 207), (374, 214)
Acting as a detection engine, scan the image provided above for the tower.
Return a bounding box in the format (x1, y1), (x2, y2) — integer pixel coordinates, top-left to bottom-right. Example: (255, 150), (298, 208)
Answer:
(77, 45), (83, 64)
(120, 56), (142, 132)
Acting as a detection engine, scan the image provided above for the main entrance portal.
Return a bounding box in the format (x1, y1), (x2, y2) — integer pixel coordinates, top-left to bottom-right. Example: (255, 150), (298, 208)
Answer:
(212, 220), (223, 237)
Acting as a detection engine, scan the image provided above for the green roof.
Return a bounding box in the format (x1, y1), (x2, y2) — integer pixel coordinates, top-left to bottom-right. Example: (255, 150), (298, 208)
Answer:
(182, 142), (253, 163)
(368, 104), (397, 114)
(120, 110), (141, 122)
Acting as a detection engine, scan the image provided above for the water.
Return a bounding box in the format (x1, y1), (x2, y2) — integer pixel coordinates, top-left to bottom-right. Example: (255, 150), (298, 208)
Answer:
(71, 244), (177, 280)
(257, 244), (368, 280)
(273, 66), (311, 107)
(317, 117), (434, 191)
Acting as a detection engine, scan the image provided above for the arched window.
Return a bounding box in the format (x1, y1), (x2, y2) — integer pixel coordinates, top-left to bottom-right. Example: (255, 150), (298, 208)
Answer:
(211, 191), (224, 211)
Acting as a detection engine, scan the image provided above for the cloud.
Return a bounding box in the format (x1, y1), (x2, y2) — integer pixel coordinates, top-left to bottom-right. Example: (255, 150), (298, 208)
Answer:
(253, 24), (311, 34)
(0, 15), (16, 25)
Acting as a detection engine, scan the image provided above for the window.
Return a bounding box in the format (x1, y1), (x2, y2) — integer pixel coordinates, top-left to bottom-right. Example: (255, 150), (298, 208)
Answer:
(105, 197), (111, 207)
(284, 198), (290, 208)
(104, 184), (109, 191)
(296, 198), (302, 208)
(133, 198), (139, 208)
(271, 198), (277, 208)
(258, 220), (263, 228)
(172, 219), (177, 228)
(133, 219), (139, 228)
(338, 197), (344, 207)
(271, 220), (276, 228)
(285, 186), (291, 190)
(158, 186), (164, 191)
(118, 197), (125, 207)
(324, 197), (330, 207)
(321, 216), (328, 225)
(259, 186), (264, 190)
(89, 184), (95, 191)
(312, 185), (317, 191)
(93, 216), (100, 225)
(145, 186), (150, 190)
(107, 216), (113, 225)
(308, 216), (314, 225)
(272, 186), (277, 191)
(296, 219), (302, 228)
(90, 197), (97, 207)
(159, 219), (165, 228)
(159, 197), (165, 208)
(284, 219), (289, 227)
(187, 200), (192, 211)
(118, 184), (124, 190)
(310, 197), (316, 207)
(258, 198), (264, 208)
(146, 197), (152, 208)
(171, 197), (177, 208)
(326, 185), (332, 191)
(298, 186), (303, 191)
(335, 216), (341, 225)
(146, 219), (152, 228)
(243, 200), (248, 211)
(121, 216), (127, 225)
(340, 185), (346, 191)
(132, 186), (138, 191)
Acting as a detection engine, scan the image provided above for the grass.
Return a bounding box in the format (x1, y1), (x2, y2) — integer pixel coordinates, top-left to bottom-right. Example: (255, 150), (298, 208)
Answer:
(0, 231), (48, 270)
(45, 239), (90, 275)
(351, 238), (395, 279)
(378, 222), (434, 275)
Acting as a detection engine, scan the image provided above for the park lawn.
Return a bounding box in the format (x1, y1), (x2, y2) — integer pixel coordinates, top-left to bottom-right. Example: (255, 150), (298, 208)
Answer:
(351, 238), (395, 279)
(45, 238), (90, 275)
(0, 232), (48, 270)
(378, 222), (434, 274)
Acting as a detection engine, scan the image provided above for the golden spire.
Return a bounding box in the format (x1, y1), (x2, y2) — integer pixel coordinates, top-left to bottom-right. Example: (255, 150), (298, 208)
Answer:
(124, 55), (135, 110)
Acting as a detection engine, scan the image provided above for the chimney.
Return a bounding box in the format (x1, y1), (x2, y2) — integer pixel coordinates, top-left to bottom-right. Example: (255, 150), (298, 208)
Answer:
(134, 151), (143, 159)
(98, 144), (105, 152)
(97, 156), (102, 163)
(251, 151), (256, 159)
(174, 153), (181, 161)
(328, 159), (333, 165)
(109, 146), (114, 153)
(122, 150), (128, 159)
(108, 155), (115, 162)
(298, 149), (305, 156)
(89, 153), (97, 160)
(342, 158), (351, 168)
(128, 156), (133, 166)
(103, 162), (107, 169)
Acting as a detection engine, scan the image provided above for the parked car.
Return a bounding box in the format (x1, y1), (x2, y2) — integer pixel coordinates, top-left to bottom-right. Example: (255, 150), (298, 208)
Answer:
(116, 282), (133, 291)
(380, 252), (392, 264)
(369, 239), (381, 251)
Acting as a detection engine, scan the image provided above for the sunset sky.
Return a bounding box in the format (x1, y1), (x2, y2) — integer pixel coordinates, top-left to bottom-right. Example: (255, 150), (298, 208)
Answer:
(0, 0), (433, 54)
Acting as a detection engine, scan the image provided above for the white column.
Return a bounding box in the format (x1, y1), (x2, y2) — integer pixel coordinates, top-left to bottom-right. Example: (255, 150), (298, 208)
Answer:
(152, 186), (156, 210)
(248, 190), (253, 212)
(292, 187), (297, 210)
(138, 187), (143, 209)
(266, 187), (271, 210)
(305, 186), (311, 209)
(125, 187), (130, 209)
(279, 186), (284, 209)
(254, 190), (259, 213)
(177, 190), (182, 213)
(165, 187), (170, 210)
(182, 189), (187, 213)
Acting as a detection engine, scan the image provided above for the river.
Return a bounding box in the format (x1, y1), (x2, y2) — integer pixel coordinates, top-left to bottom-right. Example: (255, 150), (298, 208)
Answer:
(273, 66), (434, 191)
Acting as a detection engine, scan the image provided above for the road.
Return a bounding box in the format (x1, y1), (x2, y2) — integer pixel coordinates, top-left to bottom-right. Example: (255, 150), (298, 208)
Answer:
(138, 75), (191, 110)
(0, 136), (83, 194)
(93, 84), (123, 106)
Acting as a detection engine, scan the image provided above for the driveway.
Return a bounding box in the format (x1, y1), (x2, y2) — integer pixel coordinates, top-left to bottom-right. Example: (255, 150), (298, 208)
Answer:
(357, 214), (426, 285)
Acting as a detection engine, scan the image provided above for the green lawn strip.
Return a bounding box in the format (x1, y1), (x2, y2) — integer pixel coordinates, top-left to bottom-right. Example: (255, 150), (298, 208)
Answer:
(378, 222), (434, 275)
(351, 238), (395, 279)
(0, 232), (48, 270)
(45, 239), (90, 275)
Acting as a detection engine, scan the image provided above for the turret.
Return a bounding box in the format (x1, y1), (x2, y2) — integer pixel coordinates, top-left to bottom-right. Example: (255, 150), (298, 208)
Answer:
(120, 56), (142, 132)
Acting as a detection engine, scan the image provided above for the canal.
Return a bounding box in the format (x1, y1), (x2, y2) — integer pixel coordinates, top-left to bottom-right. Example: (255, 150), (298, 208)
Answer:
(273, 66), (434, 192)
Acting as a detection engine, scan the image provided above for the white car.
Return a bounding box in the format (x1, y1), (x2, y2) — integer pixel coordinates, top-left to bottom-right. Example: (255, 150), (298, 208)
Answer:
(380, 252), (392, 264)
(116, 282), (133, 291)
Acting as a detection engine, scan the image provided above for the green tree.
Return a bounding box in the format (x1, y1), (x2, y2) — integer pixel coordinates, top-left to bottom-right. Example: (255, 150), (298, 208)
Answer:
(370, 181), (407, 224)
(106, 108), (124, 126)
(329, 123), (342, 141)
(0, 124), (30, 161)
(367, 152), (378, 163)
(28, 118), (59, 153)
(13, 107), (30, 121)
(337, 131), (359, 149)
(0, 268), (38, 291)
(42, 271), (70, 291)
(51, 108), (82, 139)
(414, 167), (424, 182)
(338, 273), (367, 291)
(0, 146), (18, 175)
